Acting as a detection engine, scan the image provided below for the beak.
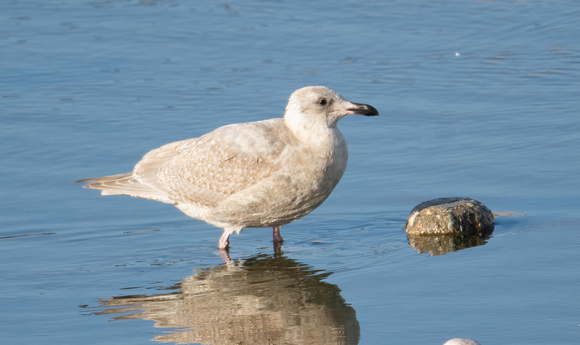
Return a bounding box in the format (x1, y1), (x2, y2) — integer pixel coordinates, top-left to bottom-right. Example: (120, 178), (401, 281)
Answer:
(345, 102), (379, 116)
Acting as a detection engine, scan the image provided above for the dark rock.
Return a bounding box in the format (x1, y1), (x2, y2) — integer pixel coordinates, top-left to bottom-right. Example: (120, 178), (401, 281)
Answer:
(405, 197), (494, 236)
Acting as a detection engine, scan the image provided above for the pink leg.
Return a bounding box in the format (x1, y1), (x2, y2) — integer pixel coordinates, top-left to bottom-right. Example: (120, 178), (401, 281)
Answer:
(273, 226), (283, 255)
(219, 248), (231, 262)
(273, 226), (283, 244)
(218, 230), (230, 249)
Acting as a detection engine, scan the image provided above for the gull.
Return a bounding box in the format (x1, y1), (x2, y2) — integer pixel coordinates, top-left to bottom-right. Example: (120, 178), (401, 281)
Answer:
(76, 86), (379, 251)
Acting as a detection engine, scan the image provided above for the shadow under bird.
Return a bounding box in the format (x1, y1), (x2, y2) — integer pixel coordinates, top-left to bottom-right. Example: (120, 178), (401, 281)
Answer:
(76, 86), (379, 251)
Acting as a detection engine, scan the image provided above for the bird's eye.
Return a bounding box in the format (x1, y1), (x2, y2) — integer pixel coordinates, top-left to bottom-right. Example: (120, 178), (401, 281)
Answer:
(318, 98), (327, 106)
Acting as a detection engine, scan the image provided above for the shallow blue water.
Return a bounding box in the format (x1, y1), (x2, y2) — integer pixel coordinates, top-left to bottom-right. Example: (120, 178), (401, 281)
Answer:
(2, 0), (579, 344)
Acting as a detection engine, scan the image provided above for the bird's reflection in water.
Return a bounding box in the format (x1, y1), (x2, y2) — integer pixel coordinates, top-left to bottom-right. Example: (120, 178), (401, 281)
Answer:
(95, 254), (359, 345)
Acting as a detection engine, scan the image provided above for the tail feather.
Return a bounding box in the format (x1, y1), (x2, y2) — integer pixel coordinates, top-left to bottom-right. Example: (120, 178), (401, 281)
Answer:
(74, 173), (174, 204)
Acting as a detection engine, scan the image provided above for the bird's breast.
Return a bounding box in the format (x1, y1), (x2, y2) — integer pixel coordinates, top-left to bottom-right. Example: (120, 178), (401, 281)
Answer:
(205, 128), (349, 228)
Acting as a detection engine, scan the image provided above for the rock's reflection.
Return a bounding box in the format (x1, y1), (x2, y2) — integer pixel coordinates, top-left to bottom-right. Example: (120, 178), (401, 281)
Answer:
(96, 254), (359, 345)
(407, 228), (494, 256)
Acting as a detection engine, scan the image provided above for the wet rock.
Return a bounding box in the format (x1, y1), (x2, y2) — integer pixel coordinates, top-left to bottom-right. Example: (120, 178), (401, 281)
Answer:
(404, 197), (495, 255)
(444, 338), (481, 345)
(405, 197), (494, 236)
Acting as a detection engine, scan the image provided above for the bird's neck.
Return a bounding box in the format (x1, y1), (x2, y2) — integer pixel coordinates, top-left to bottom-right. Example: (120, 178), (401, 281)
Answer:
(284, 114), (341, 150)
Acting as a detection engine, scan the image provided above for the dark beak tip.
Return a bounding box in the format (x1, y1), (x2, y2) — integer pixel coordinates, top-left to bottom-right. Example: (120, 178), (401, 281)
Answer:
(365, 105), (380, 116)
(349, 103), (379, 116)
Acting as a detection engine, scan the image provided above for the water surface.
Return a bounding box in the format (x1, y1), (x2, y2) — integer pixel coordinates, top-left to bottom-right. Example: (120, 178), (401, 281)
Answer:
(2, 0), (579, 344)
